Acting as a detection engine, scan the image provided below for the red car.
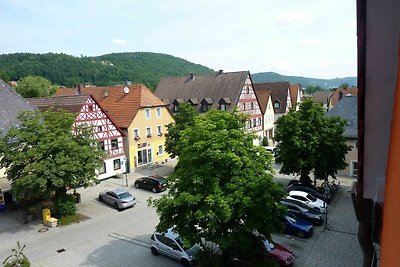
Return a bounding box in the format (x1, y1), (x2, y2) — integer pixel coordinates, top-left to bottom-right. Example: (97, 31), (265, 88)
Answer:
(262, 238), (294, 266)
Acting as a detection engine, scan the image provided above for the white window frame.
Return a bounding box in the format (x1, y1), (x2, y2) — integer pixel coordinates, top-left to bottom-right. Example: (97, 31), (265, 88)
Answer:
(145, 108), (151, 119)
(156, 107), (161, 117)
(146, 126), (152, 137)
(157, 125), (162, 136)
(133, 128), (140, 140)
(158, 144), (164, 155)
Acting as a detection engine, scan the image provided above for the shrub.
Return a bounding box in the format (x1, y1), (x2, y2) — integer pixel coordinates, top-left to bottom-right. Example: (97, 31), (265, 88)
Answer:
(262, 136), (269, 146)
(57, 214), (81, 226)
(53, 194), (77, 218)
(3, 242), (30, 267)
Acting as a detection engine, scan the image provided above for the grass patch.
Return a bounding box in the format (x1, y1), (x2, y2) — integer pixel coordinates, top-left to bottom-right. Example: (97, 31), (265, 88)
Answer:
(57, 213), (89, 226)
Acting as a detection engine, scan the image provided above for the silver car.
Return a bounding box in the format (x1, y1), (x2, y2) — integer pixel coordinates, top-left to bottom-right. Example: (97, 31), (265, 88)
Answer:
(98, 188), (136, 210)
(150, 229), (200, 266)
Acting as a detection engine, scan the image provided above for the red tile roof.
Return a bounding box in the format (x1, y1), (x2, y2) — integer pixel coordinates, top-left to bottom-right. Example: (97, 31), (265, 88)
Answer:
(289, 84), (301, 108)
(254, 89), (271, 114)
(330, 87), (358, 106)
(55, 84), (165, 128)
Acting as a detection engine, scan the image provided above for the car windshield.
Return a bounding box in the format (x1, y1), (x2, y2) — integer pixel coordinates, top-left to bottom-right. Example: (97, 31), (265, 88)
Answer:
(157, 177), (167, 184)
(307, 194), (317, 201)
(117, 192), (132, 199)
(175, 237), (190, 250)
(262, 239), (275, 252)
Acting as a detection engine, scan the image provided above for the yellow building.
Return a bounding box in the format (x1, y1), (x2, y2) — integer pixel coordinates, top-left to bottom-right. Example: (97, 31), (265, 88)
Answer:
(56, 84), (174, 172)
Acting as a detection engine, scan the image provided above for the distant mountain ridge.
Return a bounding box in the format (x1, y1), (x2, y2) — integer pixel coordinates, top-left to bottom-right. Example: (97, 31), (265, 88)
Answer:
(0, 52), (214, 90)
(251, 72), (357, 89)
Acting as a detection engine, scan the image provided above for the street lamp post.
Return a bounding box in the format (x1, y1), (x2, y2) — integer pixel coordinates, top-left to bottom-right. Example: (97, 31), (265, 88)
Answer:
(123, 156), (128, 187)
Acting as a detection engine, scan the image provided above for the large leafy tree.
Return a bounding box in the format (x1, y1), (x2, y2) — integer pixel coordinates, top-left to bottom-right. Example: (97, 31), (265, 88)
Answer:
(15, 75), (58, 98)
(151, 110), (286, 262)
(274, 100), (350, 184)
(0, 109), (105, 202)
(164, 103), (197, 158)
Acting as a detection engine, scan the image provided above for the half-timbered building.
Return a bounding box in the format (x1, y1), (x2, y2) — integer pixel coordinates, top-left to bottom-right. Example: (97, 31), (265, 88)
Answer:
(155, 70), (264, 145)
(28, 95), (126, 180)
(55, 84), (174, 172)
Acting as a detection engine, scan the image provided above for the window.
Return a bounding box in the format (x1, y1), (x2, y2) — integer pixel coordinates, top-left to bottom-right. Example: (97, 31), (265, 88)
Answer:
(246, 87), (250, 94)
(258, 118), (262, 126)
(158, 145), (164, 155)
(99, 141), (105, 151)
(88, 105), (93, 112)
(253, 119), (256, 127)
(156, 107), (161, 117)
(145, 108), (151, 119)
(146, 127), (152, 137)
(242, 103), (246, 110)
(355, 141), (359, 150)
(274, 101), (281, 109)
(173, 104), (179, 112)
(111, 139), (118, 149)
(248, 120), (252, 129)
(99, 162), (106, 174)
(220, 103), (227, 111)
(157, 125), (162, 136)
(113, 159), (121, 170)
(251, 102), (254, 109)
(97, 126), (103, 132)
(201, 103), (209, 112)
(133, 129), (140, 140)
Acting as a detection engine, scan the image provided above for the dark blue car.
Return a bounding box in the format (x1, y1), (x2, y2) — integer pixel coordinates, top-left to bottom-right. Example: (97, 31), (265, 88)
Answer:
(283, 213), (314, 238)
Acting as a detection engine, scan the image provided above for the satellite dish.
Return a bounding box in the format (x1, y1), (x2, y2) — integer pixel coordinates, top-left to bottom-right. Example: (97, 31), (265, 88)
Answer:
(123, 86), (130, 94)
(104, 91), (109, 97)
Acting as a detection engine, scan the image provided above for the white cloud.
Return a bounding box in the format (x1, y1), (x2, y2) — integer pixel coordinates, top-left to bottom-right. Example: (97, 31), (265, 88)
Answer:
(112, 38), (127, 45)
(300, 38), (321, 46)
(275, 11), (312, 25)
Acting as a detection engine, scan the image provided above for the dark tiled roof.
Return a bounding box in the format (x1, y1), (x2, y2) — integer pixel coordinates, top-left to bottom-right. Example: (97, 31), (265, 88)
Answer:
(327, 95), (358, 138)
(155, 71), (249, 112)
(253, 82), (290, 114)
(330, 87), (358, 106)
(313, 91), (333, 104)
(28, 95), (89, 113)
(0, 79), (36, 135)
(290, 84), (301, 107)
(55, 84), (166, 128)
(254, 89), (271, 114)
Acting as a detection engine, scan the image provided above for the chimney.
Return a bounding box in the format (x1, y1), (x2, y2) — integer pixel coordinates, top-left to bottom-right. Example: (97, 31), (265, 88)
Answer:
(218, 70), (223, 75)
(126, 80), (132, 85)
(77, 84), (81, 95)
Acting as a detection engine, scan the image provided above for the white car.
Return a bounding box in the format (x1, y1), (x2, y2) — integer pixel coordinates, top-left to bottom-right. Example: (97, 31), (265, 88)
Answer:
(286, 190), (327, 213)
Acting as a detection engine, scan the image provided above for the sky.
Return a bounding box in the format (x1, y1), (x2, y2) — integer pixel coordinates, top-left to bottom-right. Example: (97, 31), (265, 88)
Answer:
(0, 0), (357, 79)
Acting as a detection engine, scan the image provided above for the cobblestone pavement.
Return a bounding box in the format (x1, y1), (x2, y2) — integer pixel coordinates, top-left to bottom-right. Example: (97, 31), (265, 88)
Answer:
(0, 159), (362, 266)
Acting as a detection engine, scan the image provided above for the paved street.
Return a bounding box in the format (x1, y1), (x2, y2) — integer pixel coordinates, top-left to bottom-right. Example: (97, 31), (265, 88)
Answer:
(0, 159), (362, 266)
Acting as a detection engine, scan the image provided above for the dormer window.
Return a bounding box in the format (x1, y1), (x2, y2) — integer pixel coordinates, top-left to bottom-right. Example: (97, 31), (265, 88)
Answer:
(274, 100), (281, 109)
(201, 98), (213, 113)
(219, 97), (231, 111)
(173, 104), (179, 112)
(188, 98), (199, 106)
(173, 98), (184, 113)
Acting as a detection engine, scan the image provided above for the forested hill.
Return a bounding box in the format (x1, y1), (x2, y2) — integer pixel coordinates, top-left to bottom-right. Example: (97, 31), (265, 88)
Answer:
(252, 72), (357, 89)
(0, 52), (214, 90)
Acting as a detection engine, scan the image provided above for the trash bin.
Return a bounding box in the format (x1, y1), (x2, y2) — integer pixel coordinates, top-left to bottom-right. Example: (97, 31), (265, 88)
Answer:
(0, 204), (6, 213)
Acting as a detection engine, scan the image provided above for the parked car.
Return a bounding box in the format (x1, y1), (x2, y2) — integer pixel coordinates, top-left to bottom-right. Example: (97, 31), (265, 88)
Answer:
(98, 188), (136, 210)
(282, 213), (314, 238)
(281, 199), (324, 225)
(258, 235), (294, 266)
(287, 183), (330, 204)
(150, 229), (200, 266)
(286, 190), (327, 213)
(134, 175), (167, 193)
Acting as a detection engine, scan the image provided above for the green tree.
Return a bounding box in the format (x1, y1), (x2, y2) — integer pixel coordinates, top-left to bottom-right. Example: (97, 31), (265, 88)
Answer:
(339, 83), (349, 89)
(151, 110), (286, 264)
(164, 103), (197, 158)
(0, 109), (105, 202)
(15, 75), (58, 98)
(274, 100), (350, 184)
(304, 85), (322, 95)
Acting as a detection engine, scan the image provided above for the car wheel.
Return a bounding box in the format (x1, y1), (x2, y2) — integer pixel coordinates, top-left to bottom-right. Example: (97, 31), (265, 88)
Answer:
(99, 195), (103, 202)
(297, 231), (305, 238)
(151, 247), (159, 256)
(152, 187), (157, 193)
(135, 183), (140, 188)
(114, 202), (120, 210)
(180, 258), (191, 267)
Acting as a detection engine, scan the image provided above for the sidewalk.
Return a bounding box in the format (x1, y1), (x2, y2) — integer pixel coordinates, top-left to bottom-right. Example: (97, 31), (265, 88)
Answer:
(295, 178), (363, 266)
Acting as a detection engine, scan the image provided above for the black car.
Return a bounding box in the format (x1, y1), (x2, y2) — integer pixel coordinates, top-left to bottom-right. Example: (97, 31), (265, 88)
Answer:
(134, 175), (167, 193)
(280, 199), (324, 226)
(287, 183), (331, 203)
